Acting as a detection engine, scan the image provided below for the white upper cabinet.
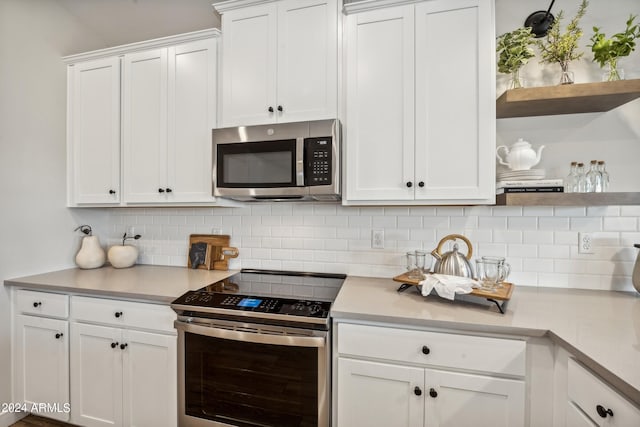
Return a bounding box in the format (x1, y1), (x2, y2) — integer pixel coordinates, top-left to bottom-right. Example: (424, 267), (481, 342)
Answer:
(123, 38), (217, 204)
(65, 30), (225, 207)
(217, 0), (338, 127)
(67, 57), (121, 205)
(344, 0), (495, 205)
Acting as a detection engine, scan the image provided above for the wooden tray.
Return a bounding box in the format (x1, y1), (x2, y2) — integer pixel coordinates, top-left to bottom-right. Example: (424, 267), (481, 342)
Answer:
(392, 272), (514, 313)
(188, 234), (239, 271)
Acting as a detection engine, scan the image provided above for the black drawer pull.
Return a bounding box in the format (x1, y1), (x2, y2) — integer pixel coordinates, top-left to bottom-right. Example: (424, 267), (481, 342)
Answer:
(421, 345), (430, 355)
(33, 302), (42, 308)
(596, 405), (613, 418)
(115, 311), (123, 318)
(120, 343), (128, 350)
(55, 333), (64, 339)
(429, 388), (438, 398)
(111, 342), (118, 349)
(414, 386), (422, 396)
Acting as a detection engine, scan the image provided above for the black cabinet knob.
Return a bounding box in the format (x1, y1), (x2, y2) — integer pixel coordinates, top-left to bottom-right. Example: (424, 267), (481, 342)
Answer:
(414, 386), (422, 396)
(111, 342), (118, 349)
(120, 343), (128, 350)
(115, 311), (123, 318)
(429, 388), (438, 398)
(418, 181), (425, 187)
(158, 188), (165, 193)
(277, 105), (283, 112)
(596, 405), (613, 418)
(268, 106), (274, 113)
(421, 345), (430, 355)
(109, 189), (116, 194)
(33, 302), (42, 308)
(166, 188), (172, 193)
(406, 182), (413, 188)
(55, 333), (63, 339)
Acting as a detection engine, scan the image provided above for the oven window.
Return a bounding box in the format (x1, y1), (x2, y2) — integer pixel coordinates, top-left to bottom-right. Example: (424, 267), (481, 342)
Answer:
(216, 139), (296, 187)
(185, 332), (319, 427)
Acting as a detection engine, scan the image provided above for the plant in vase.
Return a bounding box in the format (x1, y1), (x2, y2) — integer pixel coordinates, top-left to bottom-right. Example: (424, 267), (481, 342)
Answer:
(107, 231), (142, 269)
(497, 27), (536, 89)
(536, 0), (589, 85)
(589, 15), (640, 81)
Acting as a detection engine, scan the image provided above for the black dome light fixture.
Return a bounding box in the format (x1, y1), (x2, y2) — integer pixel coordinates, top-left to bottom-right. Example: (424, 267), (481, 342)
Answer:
(524, 0), (556, 38)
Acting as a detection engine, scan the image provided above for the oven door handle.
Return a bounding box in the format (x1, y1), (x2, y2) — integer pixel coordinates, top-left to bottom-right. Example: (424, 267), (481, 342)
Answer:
(176, 321), (327, 348)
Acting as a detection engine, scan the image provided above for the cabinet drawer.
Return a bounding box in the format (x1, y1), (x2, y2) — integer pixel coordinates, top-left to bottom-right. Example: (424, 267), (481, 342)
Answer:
(71, 296), (176, 333)
(568, 358), (640, 426)
(16, 289), (69, 318)
(337, 323), (526, 376)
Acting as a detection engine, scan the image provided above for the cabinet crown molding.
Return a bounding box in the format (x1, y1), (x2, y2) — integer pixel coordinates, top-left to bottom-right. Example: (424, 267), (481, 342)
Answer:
(63, 29), (220, 64)
(213, 0), (278, 13)
(343, 0), (425, 14)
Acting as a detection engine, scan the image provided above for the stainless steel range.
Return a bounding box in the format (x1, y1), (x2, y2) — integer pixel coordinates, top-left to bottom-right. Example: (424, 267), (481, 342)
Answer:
(171, 269), (345, 427)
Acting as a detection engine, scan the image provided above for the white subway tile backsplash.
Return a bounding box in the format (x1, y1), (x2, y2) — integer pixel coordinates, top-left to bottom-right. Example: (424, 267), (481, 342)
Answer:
(107, 202), (639, 293)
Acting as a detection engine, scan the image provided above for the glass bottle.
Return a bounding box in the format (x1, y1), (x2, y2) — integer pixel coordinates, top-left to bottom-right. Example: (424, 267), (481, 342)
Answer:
(564, 161), (578, 193)
(597, 161), (610, 192)
(576, 162), (587, 192)
(585, 160), (599, 192)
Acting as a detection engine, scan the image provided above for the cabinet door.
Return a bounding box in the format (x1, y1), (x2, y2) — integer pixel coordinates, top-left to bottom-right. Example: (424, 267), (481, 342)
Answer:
(424, 369), (525, 427)
(276, 0), (337, 123)
(337, 358), (424, 427)
(167, 39), (217, 203)
(14, 315), (69, 422)
(68, 57), (120, 205)
(344, 5), (415, 201)
(122, 330), (177, 427)
(123, 48), (168, 203)
(414, 0), (495, 203)
(567, 402), (598, 427)
(221, 4), (278, 126)
(70, 323), (123, 427)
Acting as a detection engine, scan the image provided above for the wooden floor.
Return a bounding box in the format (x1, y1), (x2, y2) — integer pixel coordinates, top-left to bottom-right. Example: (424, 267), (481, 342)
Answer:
(10, 415), (75, 427)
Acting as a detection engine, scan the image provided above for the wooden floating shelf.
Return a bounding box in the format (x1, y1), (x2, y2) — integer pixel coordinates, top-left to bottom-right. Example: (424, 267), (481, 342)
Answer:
(496, 79), (640, 118)
(495, 192), (640, 206)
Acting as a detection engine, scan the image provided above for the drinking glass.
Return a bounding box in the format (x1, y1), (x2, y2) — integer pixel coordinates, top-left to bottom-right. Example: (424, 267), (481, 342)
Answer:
(406, 251), (425, 280)
(475, 259), (505, 291)
(481, 256), (510, 286)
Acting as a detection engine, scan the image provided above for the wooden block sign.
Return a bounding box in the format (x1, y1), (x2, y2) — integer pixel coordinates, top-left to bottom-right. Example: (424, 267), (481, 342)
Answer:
(188, 234), (239, 271)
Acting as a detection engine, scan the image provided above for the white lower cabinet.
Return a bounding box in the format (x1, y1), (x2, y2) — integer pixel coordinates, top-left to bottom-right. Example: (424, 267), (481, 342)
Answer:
(13, 290), (70, 422)
(334, 322), (526, 427)
(567, 358), (640, 427)
(68, 295), (177, 427)
(14, 315), (70, 422)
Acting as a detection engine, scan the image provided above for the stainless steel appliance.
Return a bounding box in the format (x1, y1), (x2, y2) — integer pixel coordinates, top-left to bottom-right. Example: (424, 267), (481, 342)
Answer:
(212, 119), (340, 201)
(171, 269), (345, 427)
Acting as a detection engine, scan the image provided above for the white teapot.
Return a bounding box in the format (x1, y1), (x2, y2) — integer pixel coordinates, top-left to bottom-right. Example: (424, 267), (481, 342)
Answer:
(496, 138), (545, 171)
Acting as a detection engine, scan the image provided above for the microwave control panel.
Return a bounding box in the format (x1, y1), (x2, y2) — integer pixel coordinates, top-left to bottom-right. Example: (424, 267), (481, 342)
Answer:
(304, 137), (332, 186)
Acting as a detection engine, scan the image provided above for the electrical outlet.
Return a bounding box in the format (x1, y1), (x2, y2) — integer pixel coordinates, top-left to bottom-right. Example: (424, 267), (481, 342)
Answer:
(578, 232), (594, 254)
(372, 229), (384, 249)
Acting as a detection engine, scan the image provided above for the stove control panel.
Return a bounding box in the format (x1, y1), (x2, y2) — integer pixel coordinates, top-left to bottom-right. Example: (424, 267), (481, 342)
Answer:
(172, 291), (331, 318)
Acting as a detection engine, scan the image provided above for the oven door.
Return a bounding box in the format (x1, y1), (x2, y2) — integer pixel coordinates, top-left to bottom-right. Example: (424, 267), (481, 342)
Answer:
(213, 138), (305, 199)
(176, 319), (329, 427)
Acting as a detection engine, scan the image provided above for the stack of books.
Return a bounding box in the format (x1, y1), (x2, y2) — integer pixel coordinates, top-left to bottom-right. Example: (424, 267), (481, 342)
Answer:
(496, 178), (564, 195)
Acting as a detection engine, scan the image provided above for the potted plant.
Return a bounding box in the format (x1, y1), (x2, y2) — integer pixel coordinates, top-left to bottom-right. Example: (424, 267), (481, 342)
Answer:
(496, 27), (536, 89)
(107, 231), (142, 269)
(589, 15), (640, 81)
(536, 0), (589, 85)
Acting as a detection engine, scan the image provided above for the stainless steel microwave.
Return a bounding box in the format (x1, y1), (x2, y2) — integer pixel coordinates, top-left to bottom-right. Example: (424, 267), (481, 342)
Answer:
(212, 119), (340, 201)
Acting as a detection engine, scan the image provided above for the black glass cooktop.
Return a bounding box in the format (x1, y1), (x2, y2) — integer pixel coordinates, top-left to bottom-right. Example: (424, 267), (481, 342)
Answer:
(171, 269), (345, 320)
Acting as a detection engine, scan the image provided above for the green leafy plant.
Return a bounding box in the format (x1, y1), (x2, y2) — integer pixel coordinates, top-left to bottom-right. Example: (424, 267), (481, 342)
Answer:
(537, 0), (589, 84)
(497, 27), (536, 88)
(589, 15), (640, 81)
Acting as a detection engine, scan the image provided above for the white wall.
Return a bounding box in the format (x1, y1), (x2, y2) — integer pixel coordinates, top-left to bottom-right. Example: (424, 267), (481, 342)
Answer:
(0, 1), (109, 424)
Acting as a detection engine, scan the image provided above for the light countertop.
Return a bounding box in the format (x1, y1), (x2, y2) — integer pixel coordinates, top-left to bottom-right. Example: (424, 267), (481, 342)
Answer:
(332, 276), (640, 406)
(4, 265), (239, 303)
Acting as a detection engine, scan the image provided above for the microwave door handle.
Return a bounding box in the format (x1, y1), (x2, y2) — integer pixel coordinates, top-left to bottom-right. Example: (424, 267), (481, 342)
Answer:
(296, 137), (304, 186)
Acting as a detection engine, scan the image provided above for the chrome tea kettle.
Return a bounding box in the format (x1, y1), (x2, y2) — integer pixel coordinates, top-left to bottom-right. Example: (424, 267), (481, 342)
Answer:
(430, 234), (474, 278)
